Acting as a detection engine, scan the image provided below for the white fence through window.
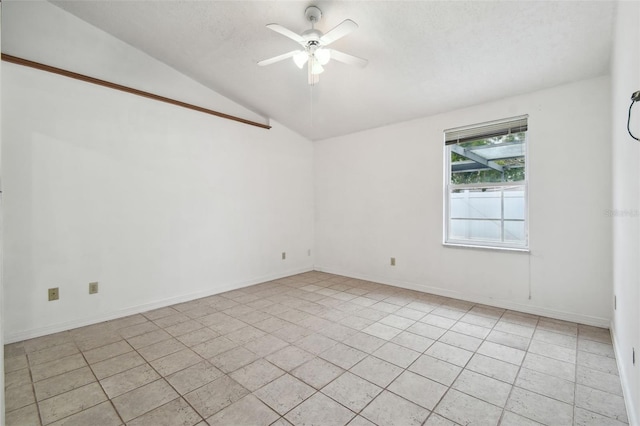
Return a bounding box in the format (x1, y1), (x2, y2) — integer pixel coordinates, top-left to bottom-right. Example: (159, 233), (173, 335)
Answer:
(449, 186), (526, 245)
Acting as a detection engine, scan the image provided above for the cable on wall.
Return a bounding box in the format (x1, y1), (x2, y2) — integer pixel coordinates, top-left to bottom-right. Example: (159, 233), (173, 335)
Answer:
(629, 90), (640, 141)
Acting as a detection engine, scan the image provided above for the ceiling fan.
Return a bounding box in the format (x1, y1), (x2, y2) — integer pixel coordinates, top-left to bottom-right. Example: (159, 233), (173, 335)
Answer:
(258, 6), (368, 85)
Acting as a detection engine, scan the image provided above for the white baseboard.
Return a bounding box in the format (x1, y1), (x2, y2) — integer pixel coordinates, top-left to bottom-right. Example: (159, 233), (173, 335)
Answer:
(610, 320), (638, 426)
(5, 266), (313, 344)
(314, 266), (610, 328)
(7, 264), (611, 343)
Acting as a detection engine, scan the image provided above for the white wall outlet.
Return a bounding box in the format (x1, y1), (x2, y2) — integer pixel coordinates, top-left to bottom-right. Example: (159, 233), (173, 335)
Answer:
(89, 282), (99, 294)
(390, 257), (396, 266)
(282, 252), (286, 260)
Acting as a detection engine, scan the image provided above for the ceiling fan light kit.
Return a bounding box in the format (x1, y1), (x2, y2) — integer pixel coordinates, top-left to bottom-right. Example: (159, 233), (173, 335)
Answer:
(258, 5), (368, 85)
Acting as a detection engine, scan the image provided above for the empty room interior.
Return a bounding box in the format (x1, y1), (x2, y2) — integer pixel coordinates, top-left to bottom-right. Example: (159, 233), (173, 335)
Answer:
(1, 1), (639, 425)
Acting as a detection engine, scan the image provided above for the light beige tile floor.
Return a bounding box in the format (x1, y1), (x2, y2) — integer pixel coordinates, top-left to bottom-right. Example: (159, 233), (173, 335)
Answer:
(3, 272), (629, 426)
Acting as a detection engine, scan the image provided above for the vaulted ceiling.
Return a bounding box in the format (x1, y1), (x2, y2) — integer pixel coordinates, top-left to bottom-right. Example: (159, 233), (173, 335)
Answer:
(50, 1), (615, 141)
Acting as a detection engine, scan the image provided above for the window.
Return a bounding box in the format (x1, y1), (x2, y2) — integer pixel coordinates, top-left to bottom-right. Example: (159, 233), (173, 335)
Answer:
(444, 116), (528, 250)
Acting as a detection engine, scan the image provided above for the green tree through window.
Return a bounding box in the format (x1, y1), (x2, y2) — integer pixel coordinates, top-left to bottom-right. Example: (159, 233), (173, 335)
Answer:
(450, 132), (526, 185)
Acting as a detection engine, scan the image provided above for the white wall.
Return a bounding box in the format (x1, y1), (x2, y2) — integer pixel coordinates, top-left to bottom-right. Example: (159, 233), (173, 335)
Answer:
(611, 1), (640, 423)
(315, 76), (612, 327)
(2, 3), (314, 342)
(1, 1), (267, 128)
(0, 2), (5, 423)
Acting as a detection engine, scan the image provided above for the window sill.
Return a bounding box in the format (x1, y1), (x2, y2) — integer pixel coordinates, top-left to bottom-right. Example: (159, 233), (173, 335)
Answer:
(443, 242), (530, 253)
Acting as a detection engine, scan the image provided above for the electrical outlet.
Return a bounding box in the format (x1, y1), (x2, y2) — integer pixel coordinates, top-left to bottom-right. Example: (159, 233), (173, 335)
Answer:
(308, 249), (311, 256)
(282, 252), (286, 260)
(89, 282), (99, 294)
(614, 295), (617, 310)
(390, 257), (396, 266)
(633, 348), (636, 366)
(48, 287), (59, 301)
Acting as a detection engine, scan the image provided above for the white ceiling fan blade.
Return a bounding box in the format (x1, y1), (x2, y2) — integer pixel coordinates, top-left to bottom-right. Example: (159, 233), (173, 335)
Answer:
(320, 19), (358, 46)
(328, 49), (368, 68)
(258, 50), (301, 66)
(266, 24), (305, 44)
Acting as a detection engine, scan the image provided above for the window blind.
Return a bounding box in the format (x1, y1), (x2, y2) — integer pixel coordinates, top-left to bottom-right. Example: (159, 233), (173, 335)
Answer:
(444, 115), (528, 145)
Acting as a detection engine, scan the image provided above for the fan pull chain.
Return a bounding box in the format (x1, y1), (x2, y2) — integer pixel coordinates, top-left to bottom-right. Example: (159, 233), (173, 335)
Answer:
(309, 83), (314, 128)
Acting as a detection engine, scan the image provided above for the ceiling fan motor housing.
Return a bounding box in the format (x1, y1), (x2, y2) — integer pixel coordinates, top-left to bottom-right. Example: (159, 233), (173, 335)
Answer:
(302, 29), (323, 45)
(305, 6), (322, 24)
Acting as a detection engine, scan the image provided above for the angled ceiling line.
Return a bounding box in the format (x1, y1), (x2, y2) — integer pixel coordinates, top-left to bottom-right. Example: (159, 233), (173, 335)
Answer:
(1, 53), (272, 131)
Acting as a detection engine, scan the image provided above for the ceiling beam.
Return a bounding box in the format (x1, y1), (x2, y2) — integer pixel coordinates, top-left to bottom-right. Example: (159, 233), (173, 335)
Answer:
(1, 53), (271, 131)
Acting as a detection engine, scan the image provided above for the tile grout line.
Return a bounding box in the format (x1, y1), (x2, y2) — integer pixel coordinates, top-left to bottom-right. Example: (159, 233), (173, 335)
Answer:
(34, 339), (116, 426)
(4, 272), (627, 426)
(574, 325), (581, 426)
(271, 277), (423, 424)
(495, 313), (540, 425)
(302, 276), (623, 424)
(123, 329), (205, 426)
(80, 342), (128, 426)
(422, 303), (509, 426)
(507, 323), (624, 420)
(29, 359), (45, 426)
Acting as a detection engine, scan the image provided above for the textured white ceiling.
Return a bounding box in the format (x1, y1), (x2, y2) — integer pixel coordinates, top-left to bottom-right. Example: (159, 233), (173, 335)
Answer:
(50, 1), (615, 141)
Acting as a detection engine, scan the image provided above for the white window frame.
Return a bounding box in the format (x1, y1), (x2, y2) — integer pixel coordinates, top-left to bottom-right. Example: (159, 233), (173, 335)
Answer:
(443, 116), (529, 251)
